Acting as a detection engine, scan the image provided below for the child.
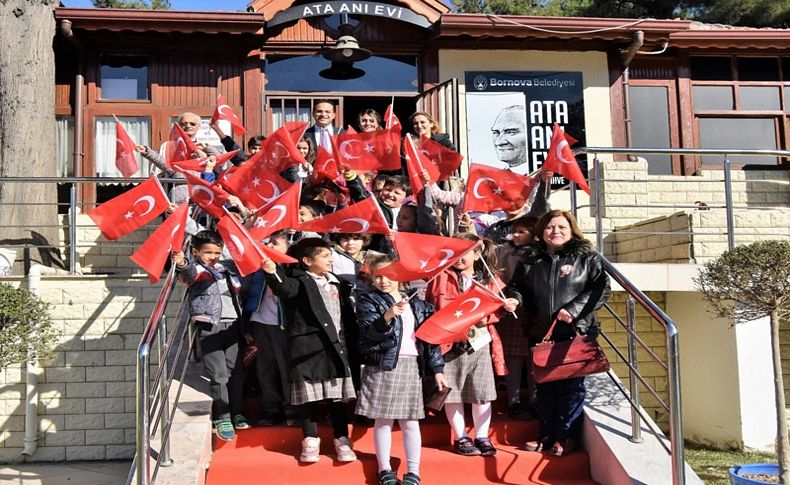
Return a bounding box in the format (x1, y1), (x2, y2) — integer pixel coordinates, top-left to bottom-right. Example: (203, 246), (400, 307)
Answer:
(289, 200), (325, 243)
(172, 230), (248, 441)
(355, 254), (447, 485)
(331, 232), (369, 288)
(241, 229), (299, 427)
(346, 173), (410, 252)
(283, 137), (315, 184)
(495, 216), (539, 419)
(425, 234), (512, 457)
(262, 238), (359, 463)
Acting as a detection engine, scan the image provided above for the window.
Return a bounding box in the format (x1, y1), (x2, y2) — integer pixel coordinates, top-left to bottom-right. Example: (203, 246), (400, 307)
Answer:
(100, 55), (149, 100)
(689, 55), (790, 166)
(55, 116), (74, 177)
(265, 55), (418, 93)
(94, 116), (151, 177)
(630, 86), (673, 174)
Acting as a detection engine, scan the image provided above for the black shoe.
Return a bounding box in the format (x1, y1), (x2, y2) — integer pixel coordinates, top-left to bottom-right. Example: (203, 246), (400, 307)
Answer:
(454, 436), (481, 456)
(401, 472), (421, 485)
(377, 469), (400, 485)
(474, 437), (497, 456)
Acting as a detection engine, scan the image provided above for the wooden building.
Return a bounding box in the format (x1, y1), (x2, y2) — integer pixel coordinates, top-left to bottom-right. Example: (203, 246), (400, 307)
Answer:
(54, 0), (790, 203)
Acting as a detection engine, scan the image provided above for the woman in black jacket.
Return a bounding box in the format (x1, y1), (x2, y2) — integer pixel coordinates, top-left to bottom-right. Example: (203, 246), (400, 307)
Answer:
(505, 210), (611, 457)
(355, 254), (447, 485)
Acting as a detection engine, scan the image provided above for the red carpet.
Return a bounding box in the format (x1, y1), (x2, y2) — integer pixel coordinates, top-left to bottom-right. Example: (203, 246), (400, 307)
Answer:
(206, 410), (596, 484)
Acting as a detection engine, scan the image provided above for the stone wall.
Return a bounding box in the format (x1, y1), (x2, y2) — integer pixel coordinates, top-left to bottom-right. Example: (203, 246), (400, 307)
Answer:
(0, 275), (182, 463)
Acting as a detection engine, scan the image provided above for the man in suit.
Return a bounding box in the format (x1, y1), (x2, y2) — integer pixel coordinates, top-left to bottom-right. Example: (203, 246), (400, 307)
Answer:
(304, 99), (345, 154)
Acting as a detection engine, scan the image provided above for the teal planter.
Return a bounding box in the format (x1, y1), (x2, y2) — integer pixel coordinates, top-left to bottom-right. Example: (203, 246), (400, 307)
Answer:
(729, 464), (779, 484)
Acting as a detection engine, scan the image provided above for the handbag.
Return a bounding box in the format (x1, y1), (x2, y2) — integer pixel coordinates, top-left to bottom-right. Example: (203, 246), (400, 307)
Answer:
(424, 384), (452, 412)
(530, 319), (609, 384)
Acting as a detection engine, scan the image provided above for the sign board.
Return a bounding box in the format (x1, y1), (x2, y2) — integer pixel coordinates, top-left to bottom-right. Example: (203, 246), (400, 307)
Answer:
(267, 1), (432, 29)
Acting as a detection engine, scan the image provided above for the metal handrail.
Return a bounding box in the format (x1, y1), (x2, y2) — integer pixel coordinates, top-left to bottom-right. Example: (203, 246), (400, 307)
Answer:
(599, 255), (685, 485)
(569, 146), (790, 257)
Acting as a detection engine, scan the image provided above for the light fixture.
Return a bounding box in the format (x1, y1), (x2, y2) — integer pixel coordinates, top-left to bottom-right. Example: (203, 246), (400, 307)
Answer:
(319, 14), (370, 79)
(319, 61), (365, 80)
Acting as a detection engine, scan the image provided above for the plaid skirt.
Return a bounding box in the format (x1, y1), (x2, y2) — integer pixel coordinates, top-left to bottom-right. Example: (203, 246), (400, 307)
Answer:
(290, 375), (356, 406)
(355, 357), (425, 420)
(443, 343), (497, 404)
(497, 310), (531, 358)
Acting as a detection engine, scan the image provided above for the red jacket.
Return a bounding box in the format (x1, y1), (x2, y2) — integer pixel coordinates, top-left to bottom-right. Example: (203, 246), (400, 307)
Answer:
(426, 270), (508, 376)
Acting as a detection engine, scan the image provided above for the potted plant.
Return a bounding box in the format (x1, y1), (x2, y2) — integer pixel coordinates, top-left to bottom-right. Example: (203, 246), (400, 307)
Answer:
(695, 240), (790, 484)
(0, 283), (58, 370)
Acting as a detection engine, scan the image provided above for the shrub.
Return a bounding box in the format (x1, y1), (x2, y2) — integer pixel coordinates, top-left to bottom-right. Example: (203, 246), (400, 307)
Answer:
(0, 283), (59, 369)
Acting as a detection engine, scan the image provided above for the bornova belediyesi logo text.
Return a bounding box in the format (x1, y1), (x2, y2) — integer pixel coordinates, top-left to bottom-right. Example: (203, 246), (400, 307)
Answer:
(473, 75), (576, 91)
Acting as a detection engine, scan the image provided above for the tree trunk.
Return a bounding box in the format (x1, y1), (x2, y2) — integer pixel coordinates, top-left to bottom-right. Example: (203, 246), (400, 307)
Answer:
(771, 309), (790, 484)
(0, 1), (61, 273)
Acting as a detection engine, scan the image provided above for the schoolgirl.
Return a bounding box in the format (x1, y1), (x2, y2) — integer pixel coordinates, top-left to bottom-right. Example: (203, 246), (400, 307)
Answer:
(262, 238), (359, 463)
(355, 254), (447, 485)
(425, 233), (508, 457)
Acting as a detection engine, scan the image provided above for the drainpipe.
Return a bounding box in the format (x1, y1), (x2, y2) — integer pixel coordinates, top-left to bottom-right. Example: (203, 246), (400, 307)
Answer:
(621, 30), (644, 161)
(60, 19), (84, 180)
(23, 264), (66, 456)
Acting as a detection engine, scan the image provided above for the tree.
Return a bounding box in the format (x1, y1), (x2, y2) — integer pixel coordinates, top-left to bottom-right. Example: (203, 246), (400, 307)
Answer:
(451, 0), (789, 28)
(0, 284), (59, 370)
(0, 1), (60, 273)
(695, 240), (790, 483)
(92, 0), (172, 8)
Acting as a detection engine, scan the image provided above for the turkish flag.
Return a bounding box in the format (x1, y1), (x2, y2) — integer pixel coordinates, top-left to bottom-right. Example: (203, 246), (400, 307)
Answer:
(299, 197), (389, 235)
(216, 164), (239, 190)
(167, 123), (199, 166)
(463, 163), (537, 213)
(415, 283), (504, 345)
(345, 125), (358, 134)
(542, 123), (589, 194)
(259, 123), (308, 173)
(86, 176), (170, 240)
(403, 134), (439, 195)
(419, 136), (463, 181)
(234, 169), (292, 212)
(183, 171), (231, 219)
(384, 104), (401, 131)
(249, 182), (301, 240)
(375, 232), (478, 282)
(130, 202), (189, 283)
(217, 214), (297, 276)
(211, 94), (246, 136)
(335, 127), (401, 172)
(115, 120), (139, 178)
(310, 145), (340, 184)
(172, 149), (240, 173)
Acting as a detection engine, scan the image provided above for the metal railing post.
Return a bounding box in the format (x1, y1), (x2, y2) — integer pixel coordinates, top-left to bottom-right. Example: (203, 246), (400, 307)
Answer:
(569, 181), (578, 218)
(157, 316), (173, 467)
(135, 344), (151, 485)
(723, 157), (735, 250)
(69, 182), (78, 274)
(667, 325), (686, 485)
(593, 155), (603, 255)
(626, 296), (643, 443)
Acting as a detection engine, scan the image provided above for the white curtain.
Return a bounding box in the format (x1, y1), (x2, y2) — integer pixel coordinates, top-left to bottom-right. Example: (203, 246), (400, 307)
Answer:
(55, 116), (74, 177)
(94, 116), (151, 177)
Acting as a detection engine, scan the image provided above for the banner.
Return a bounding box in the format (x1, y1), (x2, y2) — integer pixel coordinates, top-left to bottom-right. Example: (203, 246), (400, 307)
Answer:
(465, 71), (586, 187)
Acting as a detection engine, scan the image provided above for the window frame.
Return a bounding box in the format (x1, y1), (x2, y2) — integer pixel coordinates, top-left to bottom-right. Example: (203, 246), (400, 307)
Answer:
(97, 54), (151, 103)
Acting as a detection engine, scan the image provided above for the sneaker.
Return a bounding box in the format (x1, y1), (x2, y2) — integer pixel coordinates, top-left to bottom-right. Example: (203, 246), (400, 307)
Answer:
(232, 414), (251, 430)
(214, 418), (235, 441)
(300, 437), (320, 463)
(333, 436), (357, 462)
(474, 437), (497, 456)
(524, 437), (552, 452)
(401, 472), (421, 485)
(377, 469), (400, 485)
(453, 436), (481, 456)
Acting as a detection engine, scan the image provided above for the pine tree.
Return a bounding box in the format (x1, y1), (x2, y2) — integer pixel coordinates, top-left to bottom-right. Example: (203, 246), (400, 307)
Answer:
(92, 0), (172, 9)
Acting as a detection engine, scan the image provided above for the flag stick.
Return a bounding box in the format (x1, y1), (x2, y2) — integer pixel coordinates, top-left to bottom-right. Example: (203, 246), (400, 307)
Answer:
(387, 97), (395, 128)
(405, 134), (426, 173)
(478, 256), (517, 318)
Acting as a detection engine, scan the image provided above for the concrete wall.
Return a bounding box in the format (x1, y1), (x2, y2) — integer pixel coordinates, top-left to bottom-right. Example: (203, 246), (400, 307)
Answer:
(0, 275), (182, 463)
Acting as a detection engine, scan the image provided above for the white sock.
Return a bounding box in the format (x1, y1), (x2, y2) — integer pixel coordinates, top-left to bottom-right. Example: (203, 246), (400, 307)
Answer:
(472, 402), (492, 439)
(399, 419), (422, 476)
(374, 419), (394, 472)
(444, 403), (467, 440)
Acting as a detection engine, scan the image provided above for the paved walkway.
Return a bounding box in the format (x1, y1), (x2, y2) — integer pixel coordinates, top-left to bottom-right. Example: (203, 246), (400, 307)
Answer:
(0, 461), (130, 485)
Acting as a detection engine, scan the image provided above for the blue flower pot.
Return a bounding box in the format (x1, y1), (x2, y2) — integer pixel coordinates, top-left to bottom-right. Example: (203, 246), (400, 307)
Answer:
(728, 464), (779, 484)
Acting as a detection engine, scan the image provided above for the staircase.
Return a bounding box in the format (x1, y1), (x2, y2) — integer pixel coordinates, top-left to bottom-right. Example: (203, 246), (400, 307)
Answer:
(206, 408), (595, 485)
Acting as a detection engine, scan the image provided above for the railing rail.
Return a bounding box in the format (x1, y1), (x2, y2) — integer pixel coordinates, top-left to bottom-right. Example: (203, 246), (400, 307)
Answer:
(598, 255), (685, 484)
